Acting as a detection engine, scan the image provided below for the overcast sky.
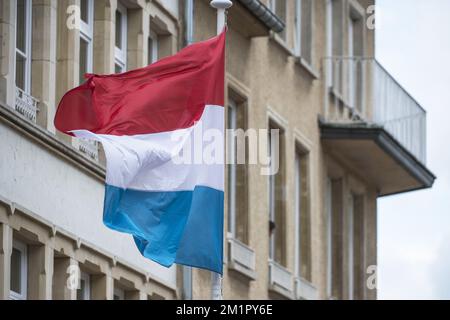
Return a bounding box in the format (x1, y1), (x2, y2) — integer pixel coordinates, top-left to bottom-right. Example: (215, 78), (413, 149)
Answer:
(376, 0), (450, 299)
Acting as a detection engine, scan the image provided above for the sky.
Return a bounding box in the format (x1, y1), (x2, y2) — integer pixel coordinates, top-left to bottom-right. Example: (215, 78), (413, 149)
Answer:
(375, 0), (450, 299)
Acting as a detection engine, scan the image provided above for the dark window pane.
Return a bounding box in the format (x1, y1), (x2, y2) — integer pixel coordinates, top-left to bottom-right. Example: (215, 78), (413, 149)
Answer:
(226, 104), (235, 235)
(115, 10), (122, 49)
(275, 0), (286, 40)
(15, 53), (26, 90)
(301, 0), (313, 63)
(16, 0), (27, 52)
(10, 248), (22, 294)
(77, 279), (86, 300)
(80, 0), (89, 23)
(275, 0), (286, 22)
(79, 38), (88, 85)
(115, 64), (121, 74)
(148, 38), (153, 65)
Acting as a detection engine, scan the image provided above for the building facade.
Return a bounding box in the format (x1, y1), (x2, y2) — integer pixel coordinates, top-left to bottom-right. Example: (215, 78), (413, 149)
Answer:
(0, 0), (434, 300)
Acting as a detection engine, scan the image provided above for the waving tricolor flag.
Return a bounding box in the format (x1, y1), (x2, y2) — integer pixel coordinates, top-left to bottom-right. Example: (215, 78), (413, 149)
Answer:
(54, 31), (226, 274)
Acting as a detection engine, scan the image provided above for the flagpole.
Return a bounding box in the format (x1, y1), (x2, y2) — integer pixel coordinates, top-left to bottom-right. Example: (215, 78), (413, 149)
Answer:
(210, 0), (232, 301)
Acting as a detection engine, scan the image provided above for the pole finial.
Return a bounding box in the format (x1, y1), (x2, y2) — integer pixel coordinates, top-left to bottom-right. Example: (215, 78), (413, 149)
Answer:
(210, 0), (233, 9)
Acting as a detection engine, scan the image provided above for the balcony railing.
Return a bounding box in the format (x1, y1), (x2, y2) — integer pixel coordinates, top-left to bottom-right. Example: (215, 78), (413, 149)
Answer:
(323, 57), (427, 163)
(77, 138), (99, 161)
(268, 259), (293, 293)
(15, 87), (39, 123)
(227, 238), (256, 279)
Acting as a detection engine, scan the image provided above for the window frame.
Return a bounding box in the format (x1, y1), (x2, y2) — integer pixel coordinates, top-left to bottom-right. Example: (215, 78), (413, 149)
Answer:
(326, 0), (333, 88)
(185, 0), (194, 45)
(9, 240), (28, 300)
(77, 271), (91, 300)
(268, 125), (276, 261)
(352, 193), (366, 299)
(294, 140), (313, 284)
(269, 0), (287, 41)
(79, 0), (94, 84)
(227, 99), (238, 239)
(325, 177), (333, 298)
(267, 117), (285, 264)
(294, 152), (302, 277)
(347, 193), (355, 300)
(114, 2), (128, 73)
(113, 287), (125, 300)
(148, 30), (159, 65)
(294, 0), (314, 64)
(347, 3), (366, 111)
(14, 0), (33, 93)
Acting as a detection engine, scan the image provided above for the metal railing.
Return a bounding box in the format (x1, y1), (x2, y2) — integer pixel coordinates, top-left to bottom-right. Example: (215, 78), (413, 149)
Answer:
(323, 57), (426, 163)
(15, 87), (39, 123)
(268, 259), (293, 292)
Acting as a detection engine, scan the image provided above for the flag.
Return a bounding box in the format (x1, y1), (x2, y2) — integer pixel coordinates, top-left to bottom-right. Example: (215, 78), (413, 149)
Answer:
(54, 31), (226, 274)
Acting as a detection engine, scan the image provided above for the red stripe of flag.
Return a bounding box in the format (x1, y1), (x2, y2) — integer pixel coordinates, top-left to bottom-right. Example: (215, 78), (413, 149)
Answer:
(54, 31), (225, 136)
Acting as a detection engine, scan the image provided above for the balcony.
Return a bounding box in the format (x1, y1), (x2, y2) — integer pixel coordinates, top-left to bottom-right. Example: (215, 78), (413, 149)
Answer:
(15, 87), (39, 123)
(321, 57), (435, 195)
(295, 277), (318, 300)
(227, 238), (256, 280)
(268, 260), (293, 299)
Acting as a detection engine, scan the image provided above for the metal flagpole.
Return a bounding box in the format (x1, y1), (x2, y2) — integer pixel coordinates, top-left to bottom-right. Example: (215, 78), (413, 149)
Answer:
(209, 0), (232, 301)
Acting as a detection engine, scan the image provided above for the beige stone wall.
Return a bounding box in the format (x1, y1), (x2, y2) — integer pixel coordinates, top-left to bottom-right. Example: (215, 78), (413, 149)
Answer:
(0, 199), (176, 300)
(192, 0), (377, 300)
(0, 0), (380, 300)
(0, 0), (180, 300)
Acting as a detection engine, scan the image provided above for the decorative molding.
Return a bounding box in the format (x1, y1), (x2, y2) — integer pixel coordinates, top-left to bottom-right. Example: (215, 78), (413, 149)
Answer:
(0, 194), (177, 293)
(0, 102), (106, 182)
(267, 106), (288, 129)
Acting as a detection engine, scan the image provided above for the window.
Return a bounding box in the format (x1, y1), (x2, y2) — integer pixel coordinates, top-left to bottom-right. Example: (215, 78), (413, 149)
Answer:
(325, 178), (333, 297)
(148, 31), (158, 64)
(77, 271), (91, 300)
(347, 7), (365, 112)
(327, 0), (345, 92)
(268, 121), (286, 266)
(113, 287), (125, 300)
(295, 147), (312, 282)
(9, 240), (28, 300)
(295, 0), (314, 65)
(80, 0), (89, 23)
(325, 0), (333, 88)
(348, 7), (364, 57)
(185, 0), (194, 46)
(79, 0), (93, 84)
(270, 0), (287, 40)
(328, 178), (344, 299)
(327, 181), (365, 300)
(348, 15), (355, 107)
(227, 99), (248, 244)
(346, 193), (365, 300)
(227, 100), (237, 240)
(352, 194), (365, 300)
(15, 0), (32, 92)
(115, 2), (127, 73)
(347, 193), (354, 300)
(331, 0), (344, 56)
